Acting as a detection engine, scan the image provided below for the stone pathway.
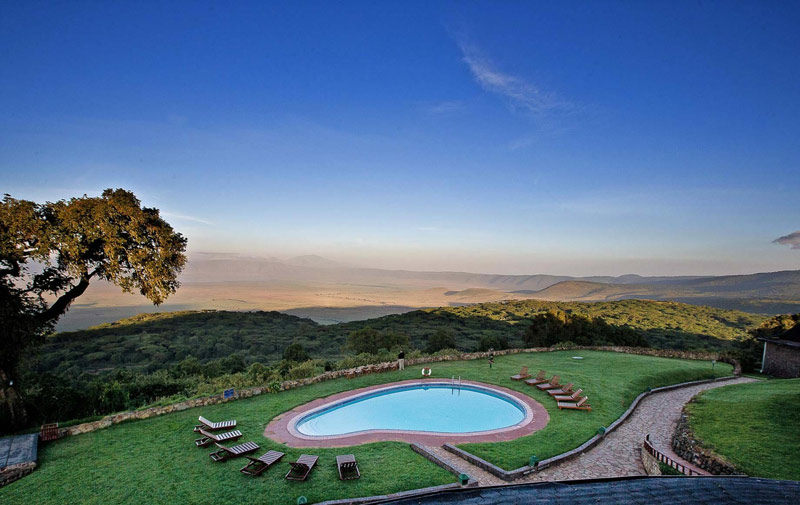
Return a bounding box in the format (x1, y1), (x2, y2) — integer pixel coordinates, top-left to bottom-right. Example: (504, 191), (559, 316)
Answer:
(434, 377), (757, 485)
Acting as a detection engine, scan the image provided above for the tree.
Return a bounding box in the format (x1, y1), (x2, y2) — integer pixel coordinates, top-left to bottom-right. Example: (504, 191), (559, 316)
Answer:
(476, 334), (509, 352)
(425, 329), (457, 353)
(283, 343), (310, 362)
(0, 189), (187, 430)
(345, 326), (409, 355)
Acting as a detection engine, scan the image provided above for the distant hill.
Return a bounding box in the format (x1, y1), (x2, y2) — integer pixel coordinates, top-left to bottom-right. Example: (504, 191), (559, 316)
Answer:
(32, 299), (767, 379)
(523, 271), (800, 309)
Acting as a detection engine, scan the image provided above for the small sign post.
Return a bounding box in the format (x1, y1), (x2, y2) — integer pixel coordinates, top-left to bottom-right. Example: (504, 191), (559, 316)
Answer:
(223, 388), (235, 399)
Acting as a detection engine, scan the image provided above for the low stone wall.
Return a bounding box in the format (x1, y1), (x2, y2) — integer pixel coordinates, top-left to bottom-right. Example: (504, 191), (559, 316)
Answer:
(0, 461), (36, 488)
(57, 346), (739, 439)
(671, 411), (739, 475)
(640, 445), (662, 476)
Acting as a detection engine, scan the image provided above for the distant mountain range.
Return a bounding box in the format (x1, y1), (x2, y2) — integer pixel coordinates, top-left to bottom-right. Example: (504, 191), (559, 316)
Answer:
(56, 254), (799, 331)
(181, 254), (800, 304)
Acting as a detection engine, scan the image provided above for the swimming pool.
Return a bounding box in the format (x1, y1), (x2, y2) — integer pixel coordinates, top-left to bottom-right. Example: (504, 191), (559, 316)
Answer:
(293, 382), (528, 436)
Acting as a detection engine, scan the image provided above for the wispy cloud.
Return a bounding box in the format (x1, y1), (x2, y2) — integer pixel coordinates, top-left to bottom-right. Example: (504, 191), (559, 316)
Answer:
(773, 231), (800, 250)
(162, 211), (213, 226)
(427, 101), (465, 115)
(457, 41), (571, 115)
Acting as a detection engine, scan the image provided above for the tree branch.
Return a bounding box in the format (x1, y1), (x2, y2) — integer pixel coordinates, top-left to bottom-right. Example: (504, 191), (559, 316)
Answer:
(35, 269), (100, 324)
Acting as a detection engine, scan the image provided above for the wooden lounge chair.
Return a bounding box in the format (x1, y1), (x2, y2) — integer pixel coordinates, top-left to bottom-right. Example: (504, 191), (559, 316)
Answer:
(553, 389), (583, 402)
(336, 454), (360, 481)
(194, 428), (242, 447)
(286, 454), (319, 481)
(240, 450), (285, 476)
(535, 375), (561, 390)
(209, 441), (260, 462)
(557, 396), (592, 411)
(547, 383), (574, 396)
(524, 370), (548, 386)
(510, 366), (531, 381)
(194, 415), (237, 433)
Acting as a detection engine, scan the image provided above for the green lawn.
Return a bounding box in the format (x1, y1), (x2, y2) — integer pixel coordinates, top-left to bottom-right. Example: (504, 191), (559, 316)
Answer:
(0, 351), (728, 504)
(685, 378), (800, 481)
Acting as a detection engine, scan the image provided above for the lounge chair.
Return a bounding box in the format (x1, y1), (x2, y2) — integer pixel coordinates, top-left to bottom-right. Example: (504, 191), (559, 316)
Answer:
(209, 441), (260, 462)
(557, 396), (592, 411)
(547, 383), (574, 396)
(286, 454), (319, 481)
(535, 375), (561, 390)
(524, 370), (548, 386)
(553, 389), (583, 402)
(240, 450), (285, 476)
(194, 428), (242, 447)
(510, 366), (531, 381)
(336, 454), (360, 481)
(194, 415), (237, 433)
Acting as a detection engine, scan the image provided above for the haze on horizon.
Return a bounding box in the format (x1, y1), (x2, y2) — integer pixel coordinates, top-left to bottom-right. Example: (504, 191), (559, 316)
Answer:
(2, 2), (799, 278)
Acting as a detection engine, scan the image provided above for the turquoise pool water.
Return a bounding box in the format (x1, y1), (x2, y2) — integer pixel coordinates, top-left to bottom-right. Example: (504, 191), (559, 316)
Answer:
(294, 383), (527, 436)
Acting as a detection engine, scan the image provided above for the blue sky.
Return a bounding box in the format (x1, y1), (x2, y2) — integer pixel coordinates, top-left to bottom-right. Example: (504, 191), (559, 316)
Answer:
(1, 1), (798, 276)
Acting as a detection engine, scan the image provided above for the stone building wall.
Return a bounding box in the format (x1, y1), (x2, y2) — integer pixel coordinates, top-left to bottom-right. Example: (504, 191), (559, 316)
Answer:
(762, 342), (800, 378)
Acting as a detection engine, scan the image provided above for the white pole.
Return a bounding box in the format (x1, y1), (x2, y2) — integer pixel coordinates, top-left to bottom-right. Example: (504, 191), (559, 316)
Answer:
(760, 341), (767, 374)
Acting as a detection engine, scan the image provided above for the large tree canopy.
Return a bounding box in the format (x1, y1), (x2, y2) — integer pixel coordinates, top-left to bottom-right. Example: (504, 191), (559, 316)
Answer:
(0, 188), (187, 429)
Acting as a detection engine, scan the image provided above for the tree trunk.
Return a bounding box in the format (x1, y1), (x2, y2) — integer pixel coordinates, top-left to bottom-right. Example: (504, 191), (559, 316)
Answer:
(0, 367), (27, 434)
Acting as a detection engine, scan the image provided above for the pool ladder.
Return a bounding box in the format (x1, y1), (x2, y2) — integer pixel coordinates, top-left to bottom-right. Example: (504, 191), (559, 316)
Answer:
(451, 375), (462, 395)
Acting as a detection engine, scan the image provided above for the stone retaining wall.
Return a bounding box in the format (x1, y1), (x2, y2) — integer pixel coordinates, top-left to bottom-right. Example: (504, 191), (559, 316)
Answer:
(58, 346), (739, 439)
(671, 411), (739, 475)
(640, 445), (662, 476)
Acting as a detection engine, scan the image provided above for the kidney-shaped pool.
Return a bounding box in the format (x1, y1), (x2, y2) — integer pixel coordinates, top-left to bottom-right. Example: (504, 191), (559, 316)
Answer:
(268, 380), (549, 446)
(296, 383), (526, 436)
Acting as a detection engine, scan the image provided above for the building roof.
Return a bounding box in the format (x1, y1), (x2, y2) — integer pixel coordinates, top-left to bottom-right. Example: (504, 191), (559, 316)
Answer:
(379, 477), (800, 505)
(758, 323), (800, 349)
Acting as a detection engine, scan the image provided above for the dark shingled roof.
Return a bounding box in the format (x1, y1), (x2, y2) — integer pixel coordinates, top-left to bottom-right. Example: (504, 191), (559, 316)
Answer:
(758, 323), (800, 348)
(379, 477), (800, 505)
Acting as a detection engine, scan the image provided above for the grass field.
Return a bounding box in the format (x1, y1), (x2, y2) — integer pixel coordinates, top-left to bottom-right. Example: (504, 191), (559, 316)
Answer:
(685, 378), (800, 481)
(0, 351), (729, 505)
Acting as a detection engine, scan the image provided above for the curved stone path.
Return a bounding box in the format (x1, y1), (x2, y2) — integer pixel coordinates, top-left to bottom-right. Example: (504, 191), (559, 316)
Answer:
(430, 377), (757, 486)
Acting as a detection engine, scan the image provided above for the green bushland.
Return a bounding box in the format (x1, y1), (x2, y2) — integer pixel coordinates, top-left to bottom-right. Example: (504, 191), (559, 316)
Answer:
(35, 300), (762, 378)
(0, 350), (731, 505)
(684, 379), (800, 481)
